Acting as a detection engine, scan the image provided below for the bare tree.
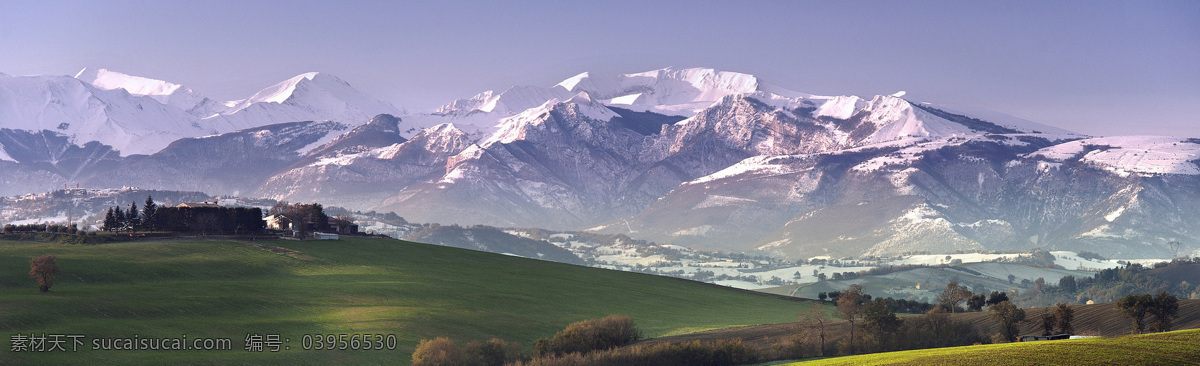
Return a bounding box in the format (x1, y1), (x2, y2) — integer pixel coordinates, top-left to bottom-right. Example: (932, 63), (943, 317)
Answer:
(798, 301), (831, 356)
(838, 284), (865, 354)
(29, 255), (61, 293)
(937, 281), (972, 313)
(924, 306), (949, 344)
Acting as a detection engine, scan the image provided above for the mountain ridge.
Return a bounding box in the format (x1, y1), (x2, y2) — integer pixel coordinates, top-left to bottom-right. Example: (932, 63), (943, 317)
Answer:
(2, 66), (1196, 259)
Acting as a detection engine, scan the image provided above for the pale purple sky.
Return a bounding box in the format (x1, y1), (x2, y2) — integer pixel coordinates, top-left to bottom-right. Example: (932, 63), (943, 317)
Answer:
(3, 0), (1198, 137)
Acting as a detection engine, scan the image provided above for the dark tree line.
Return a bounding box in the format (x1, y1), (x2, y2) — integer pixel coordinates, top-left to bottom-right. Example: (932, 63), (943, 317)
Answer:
(3, 223), (80, 234)
(102, 196), (263, 235)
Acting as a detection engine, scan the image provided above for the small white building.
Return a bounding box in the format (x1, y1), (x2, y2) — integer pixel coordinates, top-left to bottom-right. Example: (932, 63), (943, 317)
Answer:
(313, 232), (338, 240)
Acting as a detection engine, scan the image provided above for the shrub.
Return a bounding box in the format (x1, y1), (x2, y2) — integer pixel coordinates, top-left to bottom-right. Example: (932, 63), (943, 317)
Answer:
(535, 315), (640, 357)
(522, 339), (756, 366)
(412, 337), (462, 366)
(463, 338), (523, 366)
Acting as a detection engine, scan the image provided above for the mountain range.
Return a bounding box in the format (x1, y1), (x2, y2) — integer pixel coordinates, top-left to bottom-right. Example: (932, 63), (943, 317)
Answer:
(1, 67), (1197, 259)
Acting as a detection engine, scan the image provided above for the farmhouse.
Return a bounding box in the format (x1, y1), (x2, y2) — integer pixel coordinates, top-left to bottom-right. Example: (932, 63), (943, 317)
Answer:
(265, 215), (290, 231)
(328, 218), (358, 234)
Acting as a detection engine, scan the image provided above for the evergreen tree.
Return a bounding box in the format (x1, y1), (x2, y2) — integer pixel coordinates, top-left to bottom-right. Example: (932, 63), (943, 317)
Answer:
(102, 207), (117, 232)
(114, 207), (126, 232)
(127, 202), (140, 232)
(142, 195), (157, 231)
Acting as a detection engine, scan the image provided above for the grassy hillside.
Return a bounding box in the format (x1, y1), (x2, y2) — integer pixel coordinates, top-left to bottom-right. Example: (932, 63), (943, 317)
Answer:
(783, 328), (1200, 365)
(0, 237), (815, 365)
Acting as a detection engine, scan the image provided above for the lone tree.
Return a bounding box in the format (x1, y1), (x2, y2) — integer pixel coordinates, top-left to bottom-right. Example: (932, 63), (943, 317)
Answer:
(989, 300), (1026, 342)
(1116, 293), (1155, 333)
(799, 301), (831, 356)
(837, 284), (865, 354)
(29, 255), (61, 293)
(1054, 303), (1075, 334)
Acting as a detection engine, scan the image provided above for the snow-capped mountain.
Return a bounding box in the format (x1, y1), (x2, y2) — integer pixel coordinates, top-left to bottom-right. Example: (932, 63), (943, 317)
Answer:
(2, 66), (1196, 259)
(399, 67), (798, 139)
(1, 69), (402, 156)
(0, 69), (402, 195)
(83, 120), (354, 196)
(629, 134), (1200, 259)
(254, 116), (472, 209)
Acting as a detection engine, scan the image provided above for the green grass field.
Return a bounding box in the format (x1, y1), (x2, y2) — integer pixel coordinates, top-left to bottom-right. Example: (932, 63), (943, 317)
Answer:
(0, 237), (814, 364)
(781, 329), (1200, 365)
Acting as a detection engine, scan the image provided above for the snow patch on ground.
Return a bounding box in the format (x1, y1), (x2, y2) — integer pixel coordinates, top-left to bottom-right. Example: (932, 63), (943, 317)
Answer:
(1027, 136), (1200, 176)
(672, 225), (714, 237)
(813, 95), (865, 120)
(693, 195), (755, 209)
(1105, 206), (1125, 222)
(689, 155), (796, 184)
(0, 143), (14, 162)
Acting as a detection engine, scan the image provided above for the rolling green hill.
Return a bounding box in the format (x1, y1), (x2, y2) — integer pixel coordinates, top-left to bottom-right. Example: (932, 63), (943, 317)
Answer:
(782, 328), (1200, 365)
(0, 237), (814, 364)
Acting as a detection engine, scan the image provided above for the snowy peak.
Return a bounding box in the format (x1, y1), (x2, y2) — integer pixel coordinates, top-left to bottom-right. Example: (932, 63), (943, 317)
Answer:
(482, 92), (617, 146)
(229, 72), (320, 107)
(377, 123), (471, 162)
(224, 72), (399, 115)
(203, 71), (402, 135)
(297, 114), (405, 163)
(75, 67), (210, 113)
(814, 95), (866, 120)
(436, 85), (572, 116)
(437, 67), (777, 119)
(561, 67), (766, 115)
(76, 67), (182, 98)
(2, 69), (403, 158)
